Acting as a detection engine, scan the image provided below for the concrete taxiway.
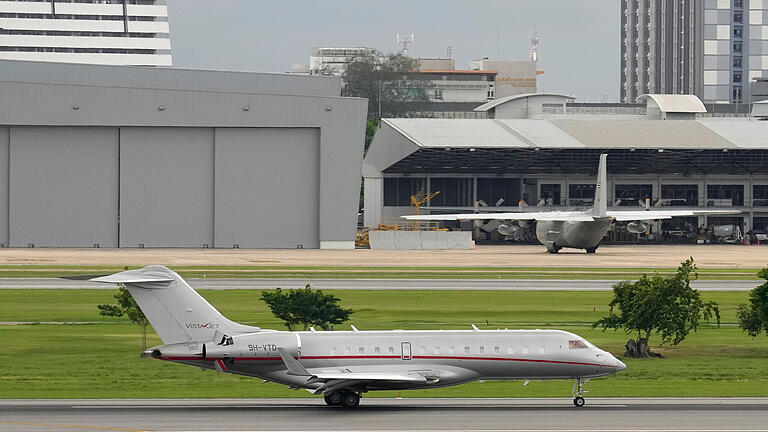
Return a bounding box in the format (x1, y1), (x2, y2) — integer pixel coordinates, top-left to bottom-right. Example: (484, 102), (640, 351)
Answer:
(1, 398), (767, 431)
(0, 278), (759, 291)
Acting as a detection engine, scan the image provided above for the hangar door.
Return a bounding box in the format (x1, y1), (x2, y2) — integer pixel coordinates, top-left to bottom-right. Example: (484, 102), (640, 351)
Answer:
(214, 128), (319, 248)
(9, 127), (119, 247)
(119, 128), (214, 247)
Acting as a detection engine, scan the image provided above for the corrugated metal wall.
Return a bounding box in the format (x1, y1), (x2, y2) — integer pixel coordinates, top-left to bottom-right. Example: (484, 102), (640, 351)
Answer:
(214, 128), (319, 248)
(8, 127), (119, 247)
(0, 126), (321, 248)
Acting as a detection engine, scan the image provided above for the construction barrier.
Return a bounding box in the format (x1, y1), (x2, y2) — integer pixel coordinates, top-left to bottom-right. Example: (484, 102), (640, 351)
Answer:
(369, 231), (473, 250)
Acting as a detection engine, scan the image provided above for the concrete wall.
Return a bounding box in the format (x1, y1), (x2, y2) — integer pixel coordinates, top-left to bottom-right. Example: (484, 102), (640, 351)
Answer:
(214, 128), (319, 249)
(9, 127), (119, 247)
(369, 231), (473, 250)
(119, 127), (215, 247)
(0, 128), (7, 247)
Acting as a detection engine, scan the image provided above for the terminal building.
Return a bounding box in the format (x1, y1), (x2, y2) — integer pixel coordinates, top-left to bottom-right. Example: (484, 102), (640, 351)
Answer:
(0, 60), (367, 249)
(364, 93), (768, 239)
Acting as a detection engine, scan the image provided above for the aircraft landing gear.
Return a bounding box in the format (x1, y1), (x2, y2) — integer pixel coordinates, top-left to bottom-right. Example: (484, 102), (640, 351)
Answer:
(572, 377), (589, 407)
(324, 390), (342, 406)
(585, 246), (598, 254)
(548, 244), (561, 254)
(340, 390), (360, 409)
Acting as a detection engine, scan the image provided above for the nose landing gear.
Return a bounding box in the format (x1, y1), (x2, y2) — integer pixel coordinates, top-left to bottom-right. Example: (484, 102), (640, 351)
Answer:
(572, 378), (589, 407)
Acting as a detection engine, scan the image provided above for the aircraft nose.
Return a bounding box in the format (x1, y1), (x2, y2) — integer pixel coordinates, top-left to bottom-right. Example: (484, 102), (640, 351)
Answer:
(615, 358), (627, 372)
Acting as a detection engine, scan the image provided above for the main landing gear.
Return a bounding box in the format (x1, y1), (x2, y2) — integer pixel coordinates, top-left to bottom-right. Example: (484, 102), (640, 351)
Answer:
(572, 378), (589, 407)
(547, 244), (562, 254)
(324, 390), (361, 409)
(585, 246), (598, 254)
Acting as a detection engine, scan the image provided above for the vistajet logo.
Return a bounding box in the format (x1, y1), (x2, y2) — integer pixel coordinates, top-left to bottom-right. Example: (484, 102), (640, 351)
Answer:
(185, 322), (219, 329)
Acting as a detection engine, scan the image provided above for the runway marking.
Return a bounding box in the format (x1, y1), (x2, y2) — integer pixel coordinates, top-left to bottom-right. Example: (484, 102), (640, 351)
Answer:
(0, 421), (147, 432)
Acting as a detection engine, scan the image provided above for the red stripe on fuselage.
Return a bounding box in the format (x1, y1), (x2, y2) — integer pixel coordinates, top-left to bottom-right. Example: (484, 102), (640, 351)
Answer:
(159, 355), (614, 368)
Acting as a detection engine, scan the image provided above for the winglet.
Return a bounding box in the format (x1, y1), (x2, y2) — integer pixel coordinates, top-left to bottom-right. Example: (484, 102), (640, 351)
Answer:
(592, 154), (608, 217)
(277, 347), (310, 376)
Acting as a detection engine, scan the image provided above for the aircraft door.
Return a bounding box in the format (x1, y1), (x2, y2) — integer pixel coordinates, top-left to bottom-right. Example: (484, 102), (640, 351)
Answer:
(401, 342), (412, 360)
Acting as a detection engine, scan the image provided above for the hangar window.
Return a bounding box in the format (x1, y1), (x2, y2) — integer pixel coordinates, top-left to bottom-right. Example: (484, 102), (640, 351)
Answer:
(707, 184), (744, 206)
(754, 185), (768, 206)
(569, 340), (588, 349)
(615, 184), (652, 206)
(477, 178), (520, 207)
(430, 178), (473, 206)
(568, 184), (595, 206)
(540, 184), (561, 206)
(383, 177), (427, 206)
(661, 185), (698, 206)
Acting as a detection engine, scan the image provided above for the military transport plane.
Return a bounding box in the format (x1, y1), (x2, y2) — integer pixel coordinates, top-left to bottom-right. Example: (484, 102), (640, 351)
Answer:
(403, 154), (740, 253)
(91, 266), (626, 408)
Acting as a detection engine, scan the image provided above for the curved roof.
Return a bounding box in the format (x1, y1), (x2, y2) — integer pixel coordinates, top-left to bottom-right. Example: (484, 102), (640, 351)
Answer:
(637, 94), (706, 113)
(473, 92), (575, 112)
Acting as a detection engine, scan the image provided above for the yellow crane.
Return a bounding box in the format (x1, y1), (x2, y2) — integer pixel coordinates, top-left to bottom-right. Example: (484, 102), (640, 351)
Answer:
(409, 191), (440, 230)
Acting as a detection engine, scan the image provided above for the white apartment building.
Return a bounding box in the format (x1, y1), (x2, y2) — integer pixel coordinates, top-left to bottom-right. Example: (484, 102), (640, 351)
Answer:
(0, 0), (171, 66)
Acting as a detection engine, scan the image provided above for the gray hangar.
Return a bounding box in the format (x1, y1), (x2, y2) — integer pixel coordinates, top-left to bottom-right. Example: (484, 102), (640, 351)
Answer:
(0, 60), (367, 249)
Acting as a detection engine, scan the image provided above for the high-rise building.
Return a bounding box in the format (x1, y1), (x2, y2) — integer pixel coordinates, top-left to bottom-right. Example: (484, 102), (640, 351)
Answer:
(621, 0), (768, 104)
(0, 0), (171, 66)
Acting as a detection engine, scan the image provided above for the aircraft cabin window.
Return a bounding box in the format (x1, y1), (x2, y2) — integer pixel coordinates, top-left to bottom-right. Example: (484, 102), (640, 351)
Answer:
(374, 346), (381, 355)
(449, 346), (456, 354)
(539, 346), (545, 354)
(358, 347), (365, 354)
(508, 346), (514, 354)
(434, 346), (440, 354)
(523, 346), (529, 354)
(478, 346), (485, 354)
(419, 346), (426, 355)
(569, 340), (588, 349)
(464, 346), (470, 354)
(344, 347), (351, 355)
(330, 347), (337, 355)
(388, 346), (394, 354)
(494, 346), (500, 354)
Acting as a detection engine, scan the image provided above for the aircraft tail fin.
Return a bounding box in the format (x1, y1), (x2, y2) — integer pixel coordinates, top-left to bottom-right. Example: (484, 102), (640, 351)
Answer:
(91, 266), (259, 344)
(592, 153), (608, 218)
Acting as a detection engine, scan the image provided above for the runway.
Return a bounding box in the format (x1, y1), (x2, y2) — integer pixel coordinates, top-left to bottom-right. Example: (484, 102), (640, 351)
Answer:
(1, 398), (767, 431)
(0, 278), (759, 291)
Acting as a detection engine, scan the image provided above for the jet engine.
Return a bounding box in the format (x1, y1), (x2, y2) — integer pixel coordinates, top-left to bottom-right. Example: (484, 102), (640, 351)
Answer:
(497, 223), (520, 236)
(626, 221), (650, 234)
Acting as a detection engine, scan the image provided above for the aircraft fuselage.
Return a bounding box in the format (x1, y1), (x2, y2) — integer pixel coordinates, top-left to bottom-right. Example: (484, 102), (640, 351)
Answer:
(535, 217), (614, 253)
(152, 329), (624, 392)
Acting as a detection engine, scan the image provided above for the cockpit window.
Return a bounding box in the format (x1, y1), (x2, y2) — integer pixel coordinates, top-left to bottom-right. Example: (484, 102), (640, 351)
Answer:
(569, 340), (588, 349)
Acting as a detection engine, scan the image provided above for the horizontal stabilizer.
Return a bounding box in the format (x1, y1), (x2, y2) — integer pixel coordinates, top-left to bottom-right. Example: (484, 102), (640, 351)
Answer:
(90, 272), (174, 285)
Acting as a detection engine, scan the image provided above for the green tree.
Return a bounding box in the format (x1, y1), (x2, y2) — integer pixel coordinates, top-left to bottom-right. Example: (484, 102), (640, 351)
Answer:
(342, 50), (432, 128)
(97, 286), (150, 351)
(593, 257), (720, 358)
(737, 267), (768, 337)
(261, 285), (353, 331)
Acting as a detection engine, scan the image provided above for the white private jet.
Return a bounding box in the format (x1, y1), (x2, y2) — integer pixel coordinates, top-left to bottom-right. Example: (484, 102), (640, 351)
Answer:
(91, 266), (626, 409)
(403, 154), (740, 253)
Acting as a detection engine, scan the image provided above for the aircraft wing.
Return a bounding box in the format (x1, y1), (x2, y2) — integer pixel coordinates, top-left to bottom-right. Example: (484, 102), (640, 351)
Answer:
(608, 209), (741, 221)
(402, 211), (595, 222)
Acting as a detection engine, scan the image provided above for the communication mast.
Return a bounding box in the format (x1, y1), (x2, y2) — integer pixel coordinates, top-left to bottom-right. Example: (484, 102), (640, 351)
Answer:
(530, 31), (540, 62)
(396, 34), (414, 56)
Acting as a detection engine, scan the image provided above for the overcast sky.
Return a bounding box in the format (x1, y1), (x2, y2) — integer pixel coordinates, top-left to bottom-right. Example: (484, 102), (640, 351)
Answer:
(167, 0), (619, 102)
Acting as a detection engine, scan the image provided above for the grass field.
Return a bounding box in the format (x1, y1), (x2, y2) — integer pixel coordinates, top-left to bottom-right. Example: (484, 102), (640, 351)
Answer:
(1, 289), (767, 399)
(0, 265), (763, 280)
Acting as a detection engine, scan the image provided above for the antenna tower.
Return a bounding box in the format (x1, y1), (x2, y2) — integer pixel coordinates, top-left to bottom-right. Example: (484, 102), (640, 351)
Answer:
(530, 31), (540, 62)
(396, 34), (414, 56)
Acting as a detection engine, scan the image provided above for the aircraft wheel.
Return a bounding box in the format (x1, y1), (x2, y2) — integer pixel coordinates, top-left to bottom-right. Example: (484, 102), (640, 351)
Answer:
(585, 246), (598, 254)
(324, 390), (342, 406)
(548, 248), (559, 254)
(341, 390), (360, 409)
(573, 396), (585, 407)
